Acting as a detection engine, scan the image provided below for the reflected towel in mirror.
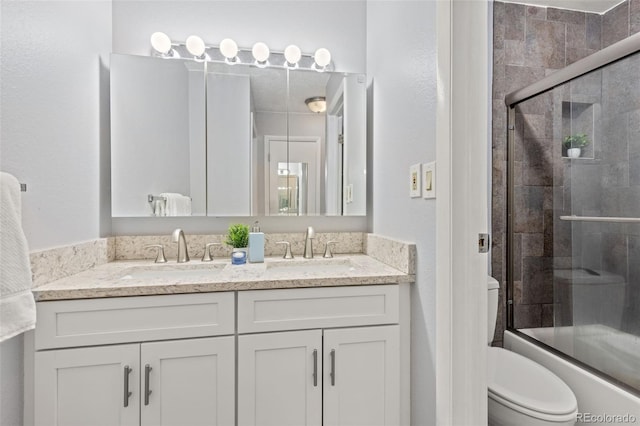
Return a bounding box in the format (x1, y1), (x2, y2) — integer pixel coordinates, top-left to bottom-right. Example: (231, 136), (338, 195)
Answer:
(159, 193), (191, 216)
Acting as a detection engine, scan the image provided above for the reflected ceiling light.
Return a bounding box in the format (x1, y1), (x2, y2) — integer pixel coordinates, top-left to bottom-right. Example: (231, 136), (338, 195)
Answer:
(313, 48), (331, 71)
(150, 32), (176, 57)
(252, 42), (270, 67)
(186, 35), (208, 60)
(220, 38), (239, 64)
(284, 44), (302, 68)
(305, 96), (326, 113)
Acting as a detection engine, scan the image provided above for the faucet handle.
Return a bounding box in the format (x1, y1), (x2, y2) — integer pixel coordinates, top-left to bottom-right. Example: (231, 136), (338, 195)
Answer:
(144, 245), (167, 263)
(275, 241), (294, 259)
(323, 241), (338, 258)
(202, 243), (221, 262)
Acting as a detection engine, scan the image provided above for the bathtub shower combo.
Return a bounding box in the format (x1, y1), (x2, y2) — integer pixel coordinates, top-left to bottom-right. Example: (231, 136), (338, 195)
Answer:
(504, 32), (640, 406)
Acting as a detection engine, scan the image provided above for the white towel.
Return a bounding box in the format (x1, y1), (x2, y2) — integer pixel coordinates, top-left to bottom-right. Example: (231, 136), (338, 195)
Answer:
(159, 193), (192, 216)
(0, 172), (36, 342)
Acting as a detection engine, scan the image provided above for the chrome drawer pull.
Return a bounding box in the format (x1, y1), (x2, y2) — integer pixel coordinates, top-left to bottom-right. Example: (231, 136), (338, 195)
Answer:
(123, 365), (132, 407)
(330, 349), (336, 386)
(144, 364), (153, 406)
(313, 349), (318, 387)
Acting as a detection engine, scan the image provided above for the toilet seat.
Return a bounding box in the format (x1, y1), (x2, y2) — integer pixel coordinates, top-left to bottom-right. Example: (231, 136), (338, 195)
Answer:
(488, 347), (577, 422)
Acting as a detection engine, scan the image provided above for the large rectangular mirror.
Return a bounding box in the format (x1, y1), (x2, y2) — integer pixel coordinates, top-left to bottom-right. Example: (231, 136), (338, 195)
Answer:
(110, 53), (366, 217)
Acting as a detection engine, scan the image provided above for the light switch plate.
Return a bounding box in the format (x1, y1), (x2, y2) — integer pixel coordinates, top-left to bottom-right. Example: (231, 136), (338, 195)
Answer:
(422, 161), (436, 199)
(409, 164), (421, 198)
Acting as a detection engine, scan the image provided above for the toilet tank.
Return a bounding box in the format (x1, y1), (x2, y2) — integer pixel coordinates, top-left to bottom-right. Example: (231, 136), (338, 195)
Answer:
(488, 277), (500, 345)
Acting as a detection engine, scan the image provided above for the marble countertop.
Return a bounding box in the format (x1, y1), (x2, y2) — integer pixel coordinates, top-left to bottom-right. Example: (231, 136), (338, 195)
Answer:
(33, 255), (415, 301)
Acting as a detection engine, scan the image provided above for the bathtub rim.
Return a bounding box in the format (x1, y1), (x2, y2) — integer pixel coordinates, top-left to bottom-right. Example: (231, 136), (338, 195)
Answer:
(505, 328), (640, 400)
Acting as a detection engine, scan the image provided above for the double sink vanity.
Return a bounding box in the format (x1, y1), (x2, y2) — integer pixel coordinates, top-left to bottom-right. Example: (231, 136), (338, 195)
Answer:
(25, 233), (414, 426)
(23, 30), (410, 426)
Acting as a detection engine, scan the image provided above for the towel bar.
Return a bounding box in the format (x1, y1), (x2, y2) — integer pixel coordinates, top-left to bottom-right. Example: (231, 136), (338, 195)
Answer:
(560, 215), (640, 223)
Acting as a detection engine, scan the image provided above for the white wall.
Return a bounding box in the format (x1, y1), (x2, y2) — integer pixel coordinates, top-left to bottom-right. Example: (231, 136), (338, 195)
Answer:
(366, 2), (438, 425)
(0, 2), (112, 424)
(1, 1), (112, 251)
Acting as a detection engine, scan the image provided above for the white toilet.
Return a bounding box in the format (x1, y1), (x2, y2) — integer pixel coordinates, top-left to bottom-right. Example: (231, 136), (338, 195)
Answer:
(487, 277), (578, 426)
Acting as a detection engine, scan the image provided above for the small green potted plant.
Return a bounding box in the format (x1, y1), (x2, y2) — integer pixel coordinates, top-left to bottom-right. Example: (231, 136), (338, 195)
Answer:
(226, 223), (249, 264)
(563, 133), (589, 158)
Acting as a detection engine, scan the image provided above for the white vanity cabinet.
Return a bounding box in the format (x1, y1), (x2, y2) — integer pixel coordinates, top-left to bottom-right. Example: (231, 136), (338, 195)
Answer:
(29, 283), (410, 426)
(35, 337), (235, 426)
(36, 343), (141, 426)
(238, 330), (323, 426)
(30, 292), (236, 426)
(237, 285), (402, 426)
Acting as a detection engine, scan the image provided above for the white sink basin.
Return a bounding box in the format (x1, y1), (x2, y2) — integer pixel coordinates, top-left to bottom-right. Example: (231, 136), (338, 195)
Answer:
(120, 263), (226, 280)
(264, 258), (356, 275)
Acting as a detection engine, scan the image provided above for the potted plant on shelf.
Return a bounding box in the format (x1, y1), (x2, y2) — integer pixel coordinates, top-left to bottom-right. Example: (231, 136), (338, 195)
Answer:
(226, 223), (249, 264)
(563, 133), (590, 158)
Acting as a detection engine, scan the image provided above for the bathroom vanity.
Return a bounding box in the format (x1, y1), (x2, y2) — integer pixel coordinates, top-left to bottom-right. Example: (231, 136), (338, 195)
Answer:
(25, 254), (413, 426)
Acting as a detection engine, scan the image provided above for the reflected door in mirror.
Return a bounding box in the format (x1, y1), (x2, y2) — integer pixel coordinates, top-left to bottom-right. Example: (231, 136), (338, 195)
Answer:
(266, 138), (320, 216)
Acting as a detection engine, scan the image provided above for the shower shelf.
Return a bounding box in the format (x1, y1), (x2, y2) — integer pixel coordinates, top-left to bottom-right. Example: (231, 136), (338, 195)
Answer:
(560, 215), (640, 223)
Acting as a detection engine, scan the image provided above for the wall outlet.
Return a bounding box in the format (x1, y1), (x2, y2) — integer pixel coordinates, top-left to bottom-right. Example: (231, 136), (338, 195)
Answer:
(409, 164), (422, 198)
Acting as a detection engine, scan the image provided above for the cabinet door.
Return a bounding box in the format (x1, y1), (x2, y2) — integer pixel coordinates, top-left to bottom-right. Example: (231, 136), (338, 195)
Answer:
(238, 330), (322, 426)
(35, 344), (139, 426)
(140, 336), (235, 426)
(323, 325), (400, 426)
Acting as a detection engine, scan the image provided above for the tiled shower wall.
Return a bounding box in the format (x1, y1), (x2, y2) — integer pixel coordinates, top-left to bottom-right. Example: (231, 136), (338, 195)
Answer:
(491, 0), (640, 345)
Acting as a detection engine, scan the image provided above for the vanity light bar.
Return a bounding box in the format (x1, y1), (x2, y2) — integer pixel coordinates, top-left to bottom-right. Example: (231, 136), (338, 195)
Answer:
(149, 32), (333, 72)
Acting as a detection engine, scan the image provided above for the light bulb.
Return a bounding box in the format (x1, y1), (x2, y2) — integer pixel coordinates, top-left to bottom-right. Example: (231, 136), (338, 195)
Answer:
(150, 32), (172, 54)
(186, 35), (206, 57)
(284, 44), (302, 65)
(219, 38), (239, 59)
(252, 42), (270, 63)
(314, 48), (331, 68)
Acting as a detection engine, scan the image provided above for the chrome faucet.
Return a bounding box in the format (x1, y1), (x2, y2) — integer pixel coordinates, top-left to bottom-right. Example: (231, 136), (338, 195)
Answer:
(172, 228), (190, 263)
(303, 226), (315, 259)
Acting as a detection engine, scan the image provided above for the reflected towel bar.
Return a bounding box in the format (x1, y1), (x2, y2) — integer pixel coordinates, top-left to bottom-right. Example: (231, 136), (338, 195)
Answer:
(147, 194), (166, 203)
(560, 215), (640, 223)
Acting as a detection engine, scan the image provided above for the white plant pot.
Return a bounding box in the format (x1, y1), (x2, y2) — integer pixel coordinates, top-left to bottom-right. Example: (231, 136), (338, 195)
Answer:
(567, 148), (581, 158)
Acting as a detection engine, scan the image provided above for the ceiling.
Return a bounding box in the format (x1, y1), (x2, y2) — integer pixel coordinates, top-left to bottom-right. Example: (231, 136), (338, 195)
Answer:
(500, 0), (625, 13)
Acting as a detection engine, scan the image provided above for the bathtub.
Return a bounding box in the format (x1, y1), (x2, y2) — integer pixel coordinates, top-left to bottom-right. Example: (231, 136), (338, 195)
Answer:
(504, 329), (640, 425)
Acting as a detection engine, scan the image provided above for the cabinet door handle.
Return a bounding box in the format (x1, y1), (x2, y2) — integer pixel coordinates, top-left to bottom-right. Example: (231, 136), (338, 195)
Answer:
(144, 364), (153, 406)
(123, 365), (132, 408)
(313, 349), (318, 387)
(330, 349), (336, 386)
